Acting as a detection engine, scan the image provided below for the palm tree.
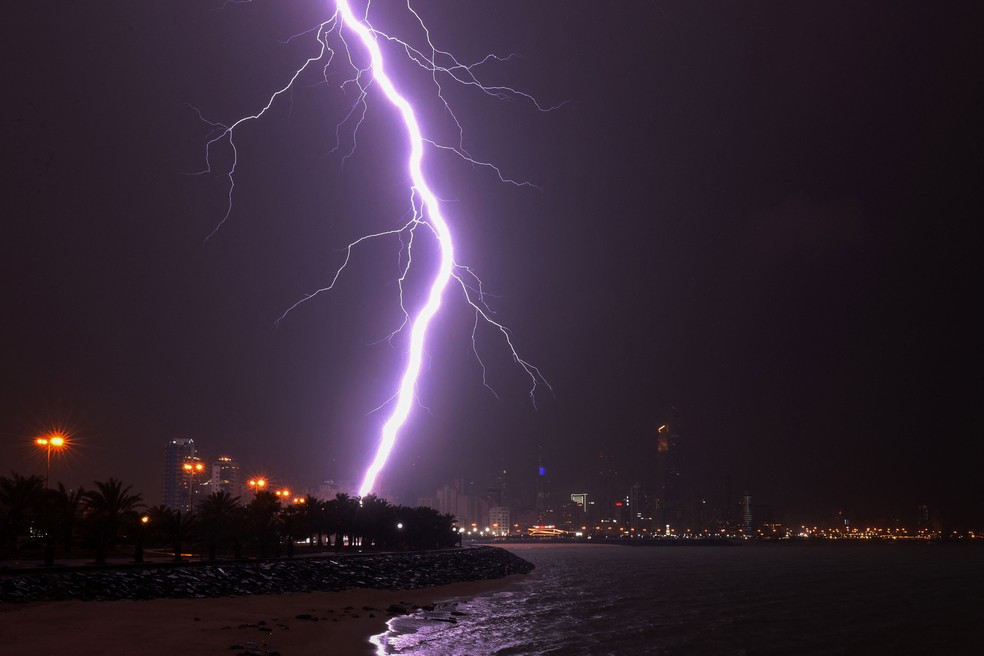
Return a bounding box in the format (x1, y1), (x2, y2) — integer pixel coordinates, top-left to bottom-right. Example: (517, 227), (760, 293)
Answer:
(0, 473), (44, 554)
(321, 496), (342, 549)
(358, 494), (392, 549)
(245, 490), (281, 558)
(32, 483), (85, 565)
(329, 492), (359, 550)
(146, 504), (196, 562)
(301, 495), (328, 548)
(404, 506), (458, 550)
(54, 483), (85, 559)
(82, 478), (143, 565)
(36, 488), (61, 565)
(197, 491), (240, 561)
(279, 503), (304, 558)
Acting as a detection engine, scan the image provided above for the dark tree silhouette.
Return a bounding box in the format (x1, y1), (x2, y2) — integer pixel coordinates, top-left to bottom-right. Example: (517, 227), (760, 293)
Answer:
(301, 495), (330, 547)
(357, 494), (392, 549)
(82, 478), (143, 565)
(197, 491), (240, 561)
(328, 492), (359, 550)
(245, 491), (281, 558)
(53, 483), (85, 559)
(279, 503), (304, 558)
(2, 470), (466, 562)
(146, 504), (196, 562)
(0, 473), (44, 554)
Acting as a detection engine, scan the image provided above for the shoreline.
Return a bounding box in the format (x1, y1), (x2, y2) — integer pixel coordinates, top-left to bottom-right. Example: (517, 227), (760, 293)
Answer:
(0, 546), (534, 603)
(0, 575), (528, 656)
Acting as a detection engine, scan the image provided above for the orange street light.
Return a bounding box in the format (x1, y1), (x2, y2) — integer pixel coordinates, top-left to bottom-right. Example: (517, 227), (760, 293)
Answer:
(182, 460), (206, 513)
(35, 433), (67, 489)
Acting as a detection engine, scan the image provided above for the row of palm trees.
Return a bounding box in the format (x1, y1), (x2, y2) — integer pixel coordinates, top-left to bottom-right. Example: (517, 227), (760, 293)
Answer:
(0, 472), (460, 565)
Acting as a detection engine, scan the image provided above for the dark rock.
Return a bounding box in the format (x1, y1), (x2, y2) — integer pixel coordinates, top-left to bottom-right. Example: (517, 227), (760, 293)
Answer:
(0, 547), (534, 603)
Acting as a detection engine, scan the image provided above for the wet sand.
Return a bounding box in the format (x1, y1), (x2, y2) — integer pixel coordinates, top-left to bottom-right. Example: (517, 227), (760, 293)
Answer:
(0, 576), (524, 656)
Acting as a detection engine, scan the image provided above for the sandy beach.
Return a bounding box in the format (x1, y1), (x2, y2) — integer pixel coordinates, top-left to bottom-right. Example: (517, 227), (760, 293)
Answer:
(0, 576), (525, 656)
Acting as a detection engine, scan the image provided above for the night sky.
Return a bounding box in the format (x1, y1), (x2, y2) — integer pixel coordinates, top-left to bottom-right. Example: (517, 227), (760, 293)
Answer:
(5, 1), (981, 524)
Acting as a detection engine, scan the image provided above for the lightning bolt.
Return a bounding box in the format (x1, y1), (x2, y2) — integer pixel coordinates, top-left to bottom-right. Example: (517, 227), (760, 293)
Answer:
(193, 0), (556, 498)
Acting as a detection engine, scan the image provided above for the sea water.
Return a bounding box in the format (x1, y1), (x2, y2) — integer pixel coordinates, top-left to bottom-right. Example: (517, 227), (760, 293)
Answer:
(372, 541), (984, 655)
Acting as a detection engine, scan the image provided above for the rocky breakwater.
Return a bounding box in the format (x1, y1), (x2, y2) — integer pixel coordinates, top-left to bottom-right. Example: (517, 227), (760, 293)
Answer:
(0, 546), (534, 603)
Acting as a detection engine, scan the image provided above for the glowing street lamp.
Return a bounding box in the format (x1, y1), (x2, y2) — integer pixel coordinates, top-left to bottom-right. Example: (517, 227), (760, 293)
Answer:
(182, 460), (205, 513)
(247, 478), (267, 501)
(34, 433), (66, 489)
(135, 515), (151, 563)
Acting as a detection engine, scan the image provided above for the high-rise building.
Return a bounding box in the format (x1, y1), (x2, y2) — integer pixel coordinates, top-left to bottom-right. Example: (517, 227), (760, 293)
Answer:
(162, 438), (196, 511)
(571, 492), (588, 512)
(211, 455), (242, 500)
(655, 409), (683, 532)
(596, 448), (619, 515)
(437, 478), (470, 526)
(629, 483), (654, 534)
(493, 468), (509, 508)
(534, 461), (552, 524)
(489, 506), (511, 536)
(742, 492), (753, 532)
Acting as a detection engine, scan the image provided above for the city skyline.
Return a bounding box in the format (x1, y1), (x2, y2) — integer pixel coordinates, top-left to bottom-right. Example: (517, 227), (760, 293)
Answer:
(4, 2), (981, 527)
(10, 426), (960, 536)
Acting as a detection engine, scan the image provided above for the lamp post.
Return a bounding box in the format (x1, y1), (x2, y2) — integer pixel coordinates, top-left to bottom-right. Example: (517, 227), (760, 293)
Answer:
(182, 460), (205, 514)
(135, 515), (150, 563)
(34, 434), (66, 489)
(247, 477), (267, 500)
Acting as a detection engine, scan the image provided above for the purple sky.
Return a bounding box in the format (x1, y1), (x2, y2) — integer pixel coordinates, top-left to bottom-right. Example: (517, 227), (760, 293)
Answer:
(4, 1), (982, 524)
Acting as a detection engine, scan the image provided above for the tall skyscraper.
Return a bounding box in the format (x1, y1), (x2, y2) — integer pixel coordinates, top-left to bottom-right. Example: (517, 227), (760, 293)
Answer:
(534, 461), (552, 524)
(596, 448), (620, 511)
(629, 483), (654, 533)
(162, 438), (196, 511)
(655, 408), (683, 532)
(211, 455), (242, 500)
